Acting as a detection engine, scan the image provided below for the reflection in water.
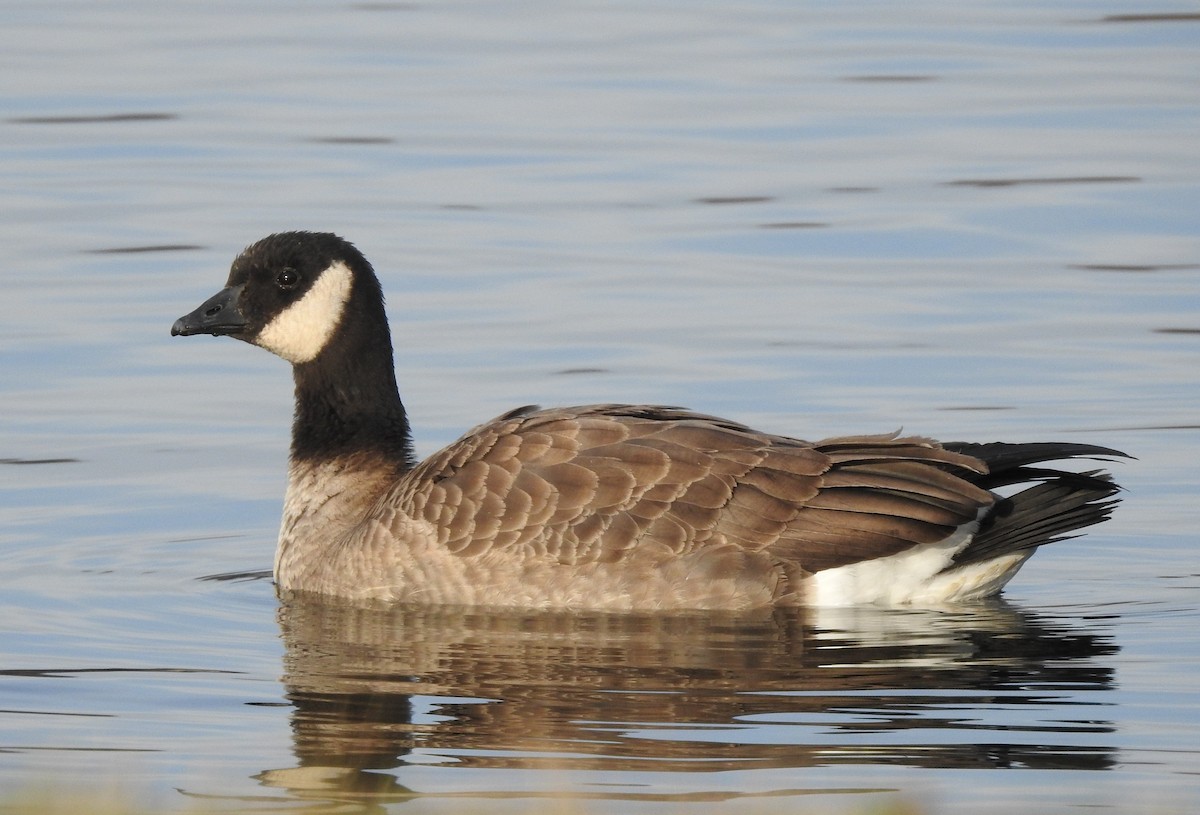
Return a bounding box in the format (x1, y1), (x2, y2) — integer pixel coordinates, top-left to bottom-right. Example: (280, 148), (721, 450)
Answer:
(259, 599), (1117, 803)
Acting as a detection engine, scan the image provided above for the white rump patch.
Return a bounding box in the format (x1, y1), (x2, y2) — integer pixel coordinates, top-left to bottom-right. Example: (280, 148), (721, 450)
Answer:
(255, 260), (353, 364)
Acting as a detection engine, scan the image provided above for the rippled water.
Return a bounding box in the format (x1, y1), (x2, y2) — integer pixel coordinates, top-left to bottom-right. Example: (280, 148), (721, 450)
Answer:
(2, 2), (1198, 813)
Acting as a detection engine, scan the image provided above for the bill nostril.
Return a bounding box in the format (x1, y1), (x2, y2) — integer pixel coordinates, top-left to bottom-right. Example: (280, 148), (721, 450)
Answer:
(205, 304), (223, 317)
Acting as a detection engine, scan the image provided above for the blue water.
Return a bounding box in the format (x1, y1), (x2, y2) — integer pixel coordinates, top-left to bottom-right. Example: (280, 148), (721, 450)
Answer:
(2, 2), (1198, 813)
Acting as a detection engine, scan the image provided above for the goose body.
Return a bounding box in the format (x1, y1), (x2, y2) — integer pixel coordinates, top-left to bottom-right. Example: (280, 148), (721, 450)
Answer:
(172, 231), (1124, 610)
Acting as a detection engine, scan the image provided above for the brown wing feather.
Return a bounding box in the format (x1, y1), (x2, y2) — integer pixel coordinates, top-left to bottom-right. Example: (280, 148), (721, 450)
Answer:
(391, 405), (995, 579)
(766, 436), (993, 573)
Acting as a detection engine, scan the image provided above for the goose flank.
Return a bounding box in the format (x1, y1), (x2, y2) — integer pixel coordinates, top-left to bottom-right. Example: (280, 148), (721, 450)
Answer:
(172, 231), (1126, 610)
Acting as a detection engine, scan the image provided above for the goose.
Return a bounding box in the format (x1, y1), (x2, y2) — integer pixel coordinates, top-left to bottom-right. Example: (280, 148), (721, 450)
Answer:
(171, 231), (1125, 610)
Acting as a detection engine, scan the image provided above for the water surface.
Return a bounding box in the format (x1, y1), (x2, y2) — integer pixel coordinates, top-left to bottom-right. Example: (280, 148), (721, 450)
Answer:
(1, 2), (1198, 813)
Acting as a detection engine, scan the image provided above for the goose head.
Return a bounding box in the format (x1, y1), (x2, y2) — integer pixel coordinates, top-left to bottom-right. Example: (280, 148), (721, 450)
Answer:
(171, 231), (386, 366)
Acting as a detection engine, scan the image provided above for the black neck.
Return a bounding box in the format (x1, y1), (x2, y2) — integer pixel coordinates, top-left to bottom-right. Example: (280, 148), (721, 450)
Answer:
(289, 326), (416, 469)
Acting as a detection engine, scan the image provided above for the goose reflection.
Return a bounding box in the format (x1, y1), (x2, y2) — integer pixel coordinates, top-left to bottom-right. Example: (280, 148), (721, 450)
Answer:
(257, 598), (1117, 801)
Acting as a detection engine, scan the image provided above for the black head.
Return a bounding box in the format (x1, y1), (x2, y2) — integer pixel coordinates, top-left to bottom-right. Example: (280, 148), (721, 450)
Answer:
(171, 231), (385, 365)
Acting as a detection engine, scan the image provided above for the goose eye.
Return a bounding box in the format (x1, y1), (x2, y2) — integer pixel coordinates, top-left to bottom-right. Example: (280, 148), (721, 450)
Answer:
(276, 268), (300, 289)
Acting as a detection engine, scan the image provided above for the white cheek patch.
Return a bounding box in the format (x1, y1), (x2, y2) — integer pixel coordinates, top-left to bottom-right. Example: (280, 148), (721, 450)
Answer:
(255, 260), (353, 364)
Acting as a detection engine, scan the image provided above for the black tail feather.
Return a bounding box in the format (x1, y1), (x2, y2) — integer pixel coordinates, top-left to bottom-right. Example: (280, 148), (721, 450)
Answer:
(942, 441), (1129, 490)
(945, 439), (1126, 569)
